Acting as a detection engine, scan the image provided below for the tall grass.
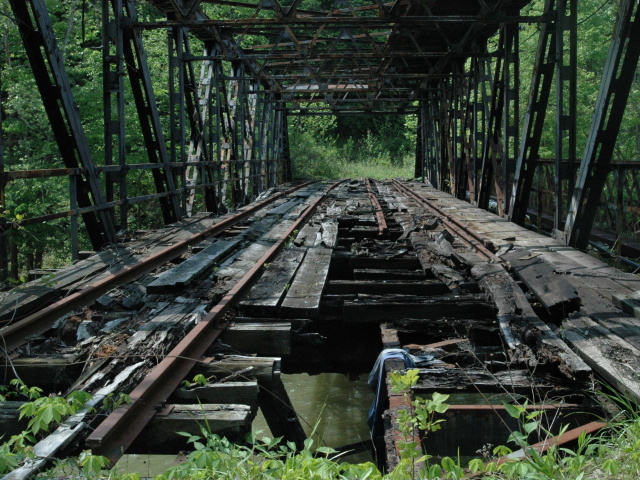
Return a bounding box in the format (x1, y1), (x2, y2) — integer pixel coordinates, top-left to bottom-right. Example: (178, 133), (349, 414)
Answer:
(289, 125), (415, 180)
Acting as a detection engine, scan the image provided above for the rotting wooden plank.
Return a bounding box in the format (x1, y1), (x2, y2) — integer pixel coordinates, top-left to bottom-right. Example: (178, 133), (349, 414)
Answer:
(261, 219), (298, 243)
(562, 316), (640, 402)
(130, 404), (252, 454)
(343, 294), (494, 322)
(353, 268), (427, 280)
(293, 224), (321, 247)
(238, 248), (306, 316)
(170, 381), (258, 409)
(324, 280), (450, 296)
(213, 241), (272, 295)
(430, 264), (466, 292)
(471, 262), (591, 381)
(503, 249), (580, 315)
(412, 367), (572, 396)
(280, 248), (332, 318)
(147, 238), (241, 293)
(266, 198), (302, 216)
(220, 322), (292, 355)
(320, 221), (338, 248)
(192, 355), (281, 383)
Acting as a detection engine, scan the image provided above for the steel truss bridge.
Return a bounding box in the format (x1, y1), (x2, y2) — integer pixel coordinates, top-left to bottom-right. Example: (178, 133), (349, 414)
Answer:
(0, 0), (639, 273)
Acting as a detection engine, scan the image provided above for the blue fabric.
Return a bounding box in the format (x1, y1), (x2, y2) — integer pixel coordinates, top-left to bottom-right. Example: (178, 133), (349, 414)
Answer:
(366, 348), (439, 435)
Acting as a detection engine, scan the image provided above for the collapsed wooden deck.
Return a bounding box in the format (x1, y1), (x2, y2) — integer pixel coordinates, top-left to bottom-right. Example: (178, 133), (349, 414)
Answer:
(2, 179), (640, 476)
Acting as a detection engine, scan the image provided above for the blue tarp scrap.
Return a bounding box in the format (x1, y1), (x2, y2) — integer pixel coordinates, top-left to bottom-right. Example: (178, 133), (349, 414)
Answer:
(366, 348), (442, 435)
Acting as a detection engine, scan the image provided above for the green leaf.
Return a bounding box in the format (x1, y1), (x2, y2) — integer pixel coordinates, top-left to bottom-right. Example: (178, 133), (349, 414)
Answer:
(503, 402), (522, 419)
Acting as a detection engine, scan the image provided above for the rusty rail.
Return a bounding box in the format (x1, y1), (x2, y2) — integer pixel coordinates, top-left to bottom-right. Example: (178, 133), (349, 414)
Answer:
(391, 179), (499, 262)
(365, 178), (387, 235)
(0, 181), (315, 355)
(86, 179), (344, 463)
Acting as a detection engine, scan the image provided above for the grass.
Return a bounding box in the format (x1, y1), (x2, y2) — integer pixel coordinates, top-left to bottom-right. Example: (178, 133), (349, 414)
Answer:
(289, 128), (415, 181)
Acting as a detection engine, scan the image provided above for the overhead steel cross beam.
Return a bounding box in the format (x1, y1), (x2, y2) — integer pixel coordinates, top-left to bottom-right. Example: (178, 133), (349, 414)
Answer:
(563, 0), (640, 249)
(127, 15), (547, 27)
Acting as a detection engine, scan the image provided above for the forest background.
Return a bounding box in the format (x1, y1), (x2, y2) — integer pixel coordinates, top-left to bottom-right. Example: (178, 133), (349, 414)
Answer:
(0, 0), (638, 273)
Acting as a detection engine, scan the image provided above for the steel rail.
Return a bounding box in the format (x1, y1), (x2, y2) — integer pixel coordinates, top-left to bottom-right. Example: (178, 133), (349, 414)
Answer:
(0, 181), (316, 356)
(365, 179), (387, 236)
(391, 179), (499, 262)
(86, 179), (344, 463)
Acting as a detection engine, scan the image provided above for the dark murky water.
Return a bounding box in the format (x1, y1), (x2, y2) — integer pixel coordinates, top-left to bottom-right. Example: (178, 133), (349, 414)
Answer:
(115, 372), (376, 475)
(253, 372), (375, 464)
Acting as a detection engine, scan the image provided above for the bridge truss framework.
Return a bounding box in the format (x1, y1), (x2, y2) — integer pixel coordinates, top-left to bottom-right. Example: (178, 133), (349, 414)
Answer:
(0, 0), (639, 278)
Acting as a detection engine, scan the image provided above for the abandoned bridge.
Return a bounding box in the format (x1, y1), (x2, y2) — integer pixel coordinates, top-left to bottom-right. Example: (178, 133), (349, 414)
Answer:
(1, 0), (640, 476)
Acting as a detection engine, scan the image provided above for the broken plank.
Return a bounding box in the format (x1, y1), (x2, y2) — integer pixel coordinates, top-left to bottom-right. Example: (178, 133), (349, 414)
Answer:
(129, 404), (252, 454)
(343, 294), (494, 322)
(471, 262), (591, 381)
(353, 269), (427, 281)
(324, 280), (449, 296)
(170, 382), (258, 409)
(238, 248), (306, 316)
(220, 322), (292, 355)
(147, 238), (241, 293)
(280, 248), (332, 318)
(562, 316), (640, 402)
(503, 249), (580, 314)
(192, 355), (281, 383)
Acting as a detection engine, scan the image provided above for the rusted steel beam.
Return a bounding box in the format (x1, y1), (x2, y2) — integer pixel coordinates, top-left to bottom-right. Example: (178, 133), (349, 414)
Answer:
(127, 15), (547, 28)
(493, 421), (606, 468)
(0, 181), (315, 355)
(366, 179), (387, 235)
(86, 180), (344, 463)
(1, 168), (84, 182)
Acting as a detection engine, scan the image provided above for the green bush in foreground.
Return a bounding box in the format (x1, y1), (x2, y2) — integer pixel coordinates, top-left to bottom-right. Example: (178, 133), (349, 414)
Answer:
(1, 374), (639, 479)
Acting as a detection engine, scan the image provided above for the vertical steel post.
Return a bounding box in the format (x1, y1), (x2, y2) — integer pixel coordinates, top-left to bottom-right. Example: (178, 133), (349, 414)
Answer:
(502, 23), (520, 215)
(70, 174), (79, 261)
(564, 0), (640, 248)
(509, 0), (557, 224)
(554, 0), (577, 235)
(103, 0), (127, 231)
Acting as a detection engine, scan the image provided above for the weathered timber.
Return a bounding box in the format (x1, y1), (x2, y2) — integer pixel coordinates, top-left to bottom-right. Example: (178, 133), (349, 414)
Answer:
(294, 224), (321, 247)
(280, 248), (332, 318)
(146, 238), (241, 293)
(129, 404), (252, 454)
(0, 402), (28, 438)
(238, 248), (306, 316)
(320, 221), (338, 248)
(331, 252), (422, 271)
(257, 377), (307, 450)
(3, 362), (145, 480)
(343, 294), (494, 322)
(430, 264), (466, 292)
(266, 198), (302, 216)
(233, 316), (311, 330)
(213, 241), (272, 295)
(192, 355), (280, 383)
(219, 322), (292, 355)
(324, 280), (449, 295)
(562, 316), (640, 402)
(392, 317), (500, 345)
(503, 249), (580, 314)
(471, 262), (591, 381)
(352, 269), (428, 280)
(6, 356), (82, 392)
(170, 381), (259, 409)
(412, 367), (574, 396)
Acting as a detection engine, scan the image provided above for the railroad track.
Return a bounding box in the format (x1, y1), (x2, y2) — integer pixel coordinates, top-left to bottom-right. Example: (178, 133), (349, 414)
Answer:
(4, 178), (640, 476)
